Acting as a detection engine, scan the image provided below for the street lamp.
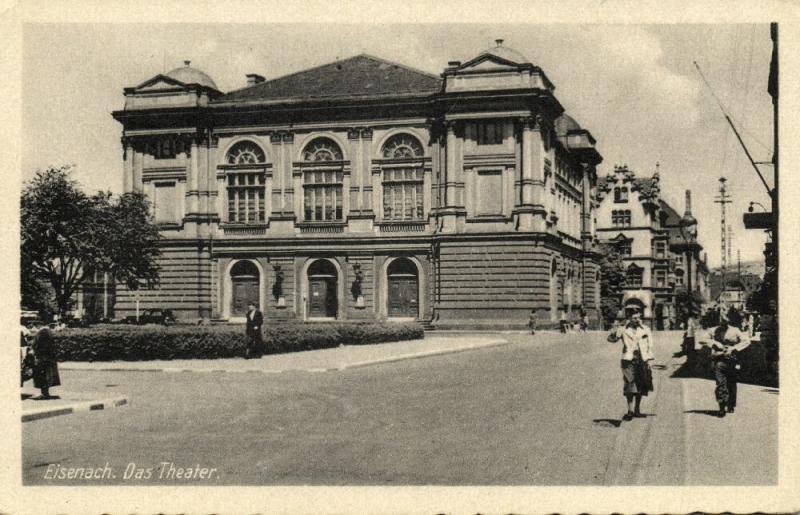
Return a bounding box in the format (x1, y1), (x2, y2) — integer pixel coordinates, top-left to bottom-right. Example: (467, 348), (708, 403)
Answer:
(748, 201), (767, 213)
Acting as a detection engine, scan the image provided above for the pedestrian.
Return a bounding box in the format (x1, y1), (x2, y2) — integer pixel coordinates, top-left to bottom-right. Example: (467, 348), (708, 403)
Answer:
(676, 315), (697, 357)
(528, 309), (537, 335)
(607, 306), (654, 421)
(31, 327), (60, 399)
(580, 309), (589, 332)
(698, 310), (751, 417)
(244, 302), (264, 359)
(559, 310), (568, 333)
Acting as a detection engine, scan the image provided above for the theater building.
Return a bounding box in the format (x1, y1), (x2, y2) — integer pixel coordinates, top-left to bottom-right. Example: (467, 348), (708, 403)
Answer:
(112, 41), (603, 328)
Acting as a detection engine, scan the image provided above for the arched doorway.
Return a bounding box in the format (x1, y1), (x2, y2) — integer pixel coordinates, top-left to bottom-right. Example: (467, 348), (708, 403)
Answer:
(307, 259), (338, 318)
(230, 260), (260, 316)
(387, 258), (419, 318)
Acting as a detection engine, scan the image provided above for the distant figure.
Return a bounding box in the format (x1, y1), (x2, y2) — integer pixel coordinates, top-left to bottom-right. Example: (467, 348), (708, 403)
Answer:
(244, 302), (264, 359)
(31, 327), (60, 399)
(698, 310), (751, 417)
(559, 310), (568, 333)
(528, 310), (537, 335)
(607, 306), (654, 421)
(675, 316), (697, 358)
(580, 309), (589, 332)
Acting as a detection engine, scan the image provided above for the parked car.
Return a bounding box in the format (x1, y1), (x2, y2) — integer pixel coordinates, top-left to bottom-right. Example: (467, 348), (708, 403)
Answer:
(124, 309), (176, 325)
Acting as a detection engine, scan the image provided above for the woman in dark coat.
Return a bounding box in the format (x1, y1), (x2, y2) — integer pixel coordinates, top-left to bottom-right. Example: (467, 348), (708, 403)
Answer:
(32, 327), (60, 399)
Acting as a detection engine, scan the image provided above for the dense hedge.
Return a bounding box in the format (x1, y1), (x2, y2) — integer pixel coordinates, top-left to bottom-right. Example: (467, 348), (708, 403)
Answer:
(53, 321), (424, 362)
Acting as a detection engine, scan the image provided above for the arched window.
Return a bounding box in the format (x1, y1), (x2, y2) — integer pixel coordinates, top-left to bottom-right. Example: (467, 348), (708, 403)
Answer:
(381, 134), (424, 221)
(226, 141), (266, 165)
(302, 138), (344, 222)
(225, 141), (266, 224)
(626, 264), (643, 288)
(303, 138), (343, 162)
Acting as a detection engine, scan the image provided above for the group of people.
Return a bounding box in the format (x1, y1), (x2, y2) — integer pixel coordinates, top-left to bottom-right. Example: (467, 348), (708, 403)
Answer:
(608, 305), (752, 420)
(527, 309), (589, 335)
(20, 325), (61, 399)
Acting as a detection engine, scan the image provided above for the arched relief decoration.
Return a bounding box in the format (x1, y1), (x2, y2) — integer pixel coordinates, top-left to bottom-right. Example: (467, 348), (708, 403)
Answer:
(293, 133), (350, 162)
(374, 129), (430, 159)
(218, 137), (269, 166)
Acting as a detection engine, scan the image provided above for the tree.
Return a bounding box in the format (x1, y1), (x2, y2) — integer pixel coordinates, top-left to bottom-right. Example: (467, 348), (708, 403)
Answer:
(597, 241), (626, 328)
(21, 166), (161, 318)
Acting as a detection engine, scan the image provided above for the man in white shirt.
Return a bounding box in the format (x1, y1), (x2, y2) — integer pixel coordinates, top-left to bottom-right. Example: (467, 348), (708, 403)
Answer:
(608, 306), (655, 421)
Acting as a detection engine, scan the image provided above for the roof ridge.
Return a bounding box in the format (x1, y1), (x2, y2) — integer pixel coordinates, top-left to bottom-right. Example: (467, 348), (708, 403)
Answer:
(222, 55), (363, 96)
(356, 53), (441, 80)
(221, 54), (440, 98)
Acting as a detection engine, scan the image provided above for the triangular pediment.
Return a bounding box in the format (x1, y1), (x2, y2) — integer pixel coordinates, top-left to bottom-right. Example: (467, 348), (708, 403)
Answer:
(133, 74), (189, 92)
(458, 53), (526, 72)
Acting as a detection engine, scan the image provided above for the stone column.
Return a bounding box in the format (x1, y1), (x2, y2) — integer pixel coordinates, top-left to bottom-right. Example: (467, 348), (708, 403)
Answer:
(347, 128), (361, 213)
(521, 117), (534, 205)
(580, 163), (593, 252)
(122, 137), (133, 193)
(131, 144), (143, 194)
(188, 136), (199, 214)
(445, 121), (457, 207)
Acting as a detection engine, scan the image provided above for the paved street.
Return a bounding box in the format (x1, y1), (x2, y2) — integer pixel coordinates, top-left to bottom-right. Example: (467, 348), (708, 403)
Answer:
(22, 331), (777, 485)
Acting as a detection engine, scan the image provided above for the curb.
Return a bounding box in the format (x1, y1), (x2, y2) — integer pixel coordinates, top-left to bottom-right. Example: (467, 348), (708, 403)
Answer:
(331, 339), (511, 371)
(22, 396), (129, 423)
(61, 339), (512, 375)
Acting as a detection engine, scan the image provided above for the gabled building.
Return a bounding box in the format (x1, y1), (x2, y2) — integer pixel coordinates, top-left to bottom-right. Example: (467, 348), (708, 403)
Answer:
(112, 41), (603, 328)
(596, 165), (708, 329)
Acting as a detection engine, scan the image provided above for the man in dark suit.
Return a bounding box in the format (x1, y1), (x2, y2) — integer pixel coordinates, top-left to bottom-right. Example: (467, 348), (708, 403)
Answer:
(245, 302), (264, 359)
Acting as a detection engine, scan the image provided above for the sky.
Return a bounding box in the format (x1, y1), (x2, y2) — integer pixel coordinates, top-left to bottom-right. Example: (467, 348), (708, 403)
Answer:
(21, 23), (774, 268)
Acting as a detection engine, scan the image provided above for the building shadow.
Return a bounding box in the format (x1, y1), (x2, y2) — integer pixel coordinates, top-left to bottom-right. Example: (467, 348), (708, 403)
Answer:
(21, 393), (33, 400)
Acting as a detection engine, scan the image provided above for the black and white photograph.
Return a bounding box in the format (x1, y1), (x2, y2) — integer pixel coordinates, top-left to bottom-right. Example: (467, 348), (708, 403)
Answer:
(3, 2), (798, 513)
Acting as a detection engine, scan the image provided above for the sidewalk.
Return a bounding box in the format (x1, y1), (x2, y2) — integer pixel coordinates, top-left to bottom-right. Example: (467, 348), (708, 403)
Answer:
(60, 335), (511, 374)
(682, 377), (778, 484)
(21, 388), (129, 422)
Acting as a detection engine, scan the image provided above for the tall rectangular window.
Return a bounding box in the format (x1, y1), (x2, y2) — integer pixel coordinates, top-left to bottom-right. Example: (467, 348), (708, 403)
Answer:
(303, 170), (343, 222)
(654, 240), (667, 258)
(654, 269), (668, 288)
(382, 167), (423, 221)
(227, 172), (266, 223)
(476, 121), (504, 145)
(154, 182), (176, 223)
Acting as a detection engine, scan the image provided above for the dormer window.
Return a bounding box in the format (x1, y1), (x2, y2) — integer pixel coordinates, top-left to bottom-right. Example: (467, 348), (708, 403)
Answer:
(614, 186), (628, 203)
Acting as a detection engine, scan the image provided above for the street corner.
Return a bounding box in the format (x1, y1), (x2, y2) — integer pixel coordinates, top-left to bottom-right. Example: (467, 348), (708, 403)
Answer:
(21, 390), (130, 422)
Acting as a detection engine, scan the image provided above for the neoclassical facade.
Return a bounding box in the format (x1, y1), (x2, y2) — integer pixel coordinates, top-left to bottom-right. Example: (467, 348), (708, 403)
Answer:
(112, 41), (603, 328)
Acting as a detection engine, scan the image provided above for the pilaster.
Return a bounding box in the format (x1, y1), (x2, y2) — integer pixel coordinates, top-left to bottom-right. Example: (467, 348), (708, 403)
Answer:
(122, 137), (133, 193)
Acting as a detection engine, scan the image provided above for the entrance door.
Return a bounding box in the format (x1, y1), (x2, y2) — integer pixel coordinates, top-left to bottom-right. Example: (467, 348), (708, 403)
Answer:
(230, 260), (260, 317)
(307, 260), (338, 318)
(232, 279), (259, 316)
(387, 258), (419, 318)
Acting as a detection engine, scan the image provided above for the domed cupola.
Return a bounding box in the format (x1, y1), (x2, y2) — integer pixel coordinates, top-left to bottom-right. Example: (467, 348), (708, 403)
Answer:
(119, 60), (222, 111)
(442, 38), (554, 94)
(165, 60), (218, 90)
(481, 39), (531, 65)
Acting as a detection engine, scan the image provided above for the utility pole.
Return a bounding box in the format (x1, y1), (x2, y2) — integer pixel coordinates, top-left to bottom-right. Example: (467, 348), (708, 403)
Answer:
(715, 177), (732, 287)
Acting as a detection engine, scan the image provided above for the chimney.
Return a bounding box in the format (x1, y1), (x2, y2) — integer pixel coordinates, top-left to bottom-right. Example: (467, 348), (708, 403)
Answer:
(246, 73), (265, 86)
(684, 189), (693, 215)
(495, 38), (504, 46)
(184, 60), (191, 67)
